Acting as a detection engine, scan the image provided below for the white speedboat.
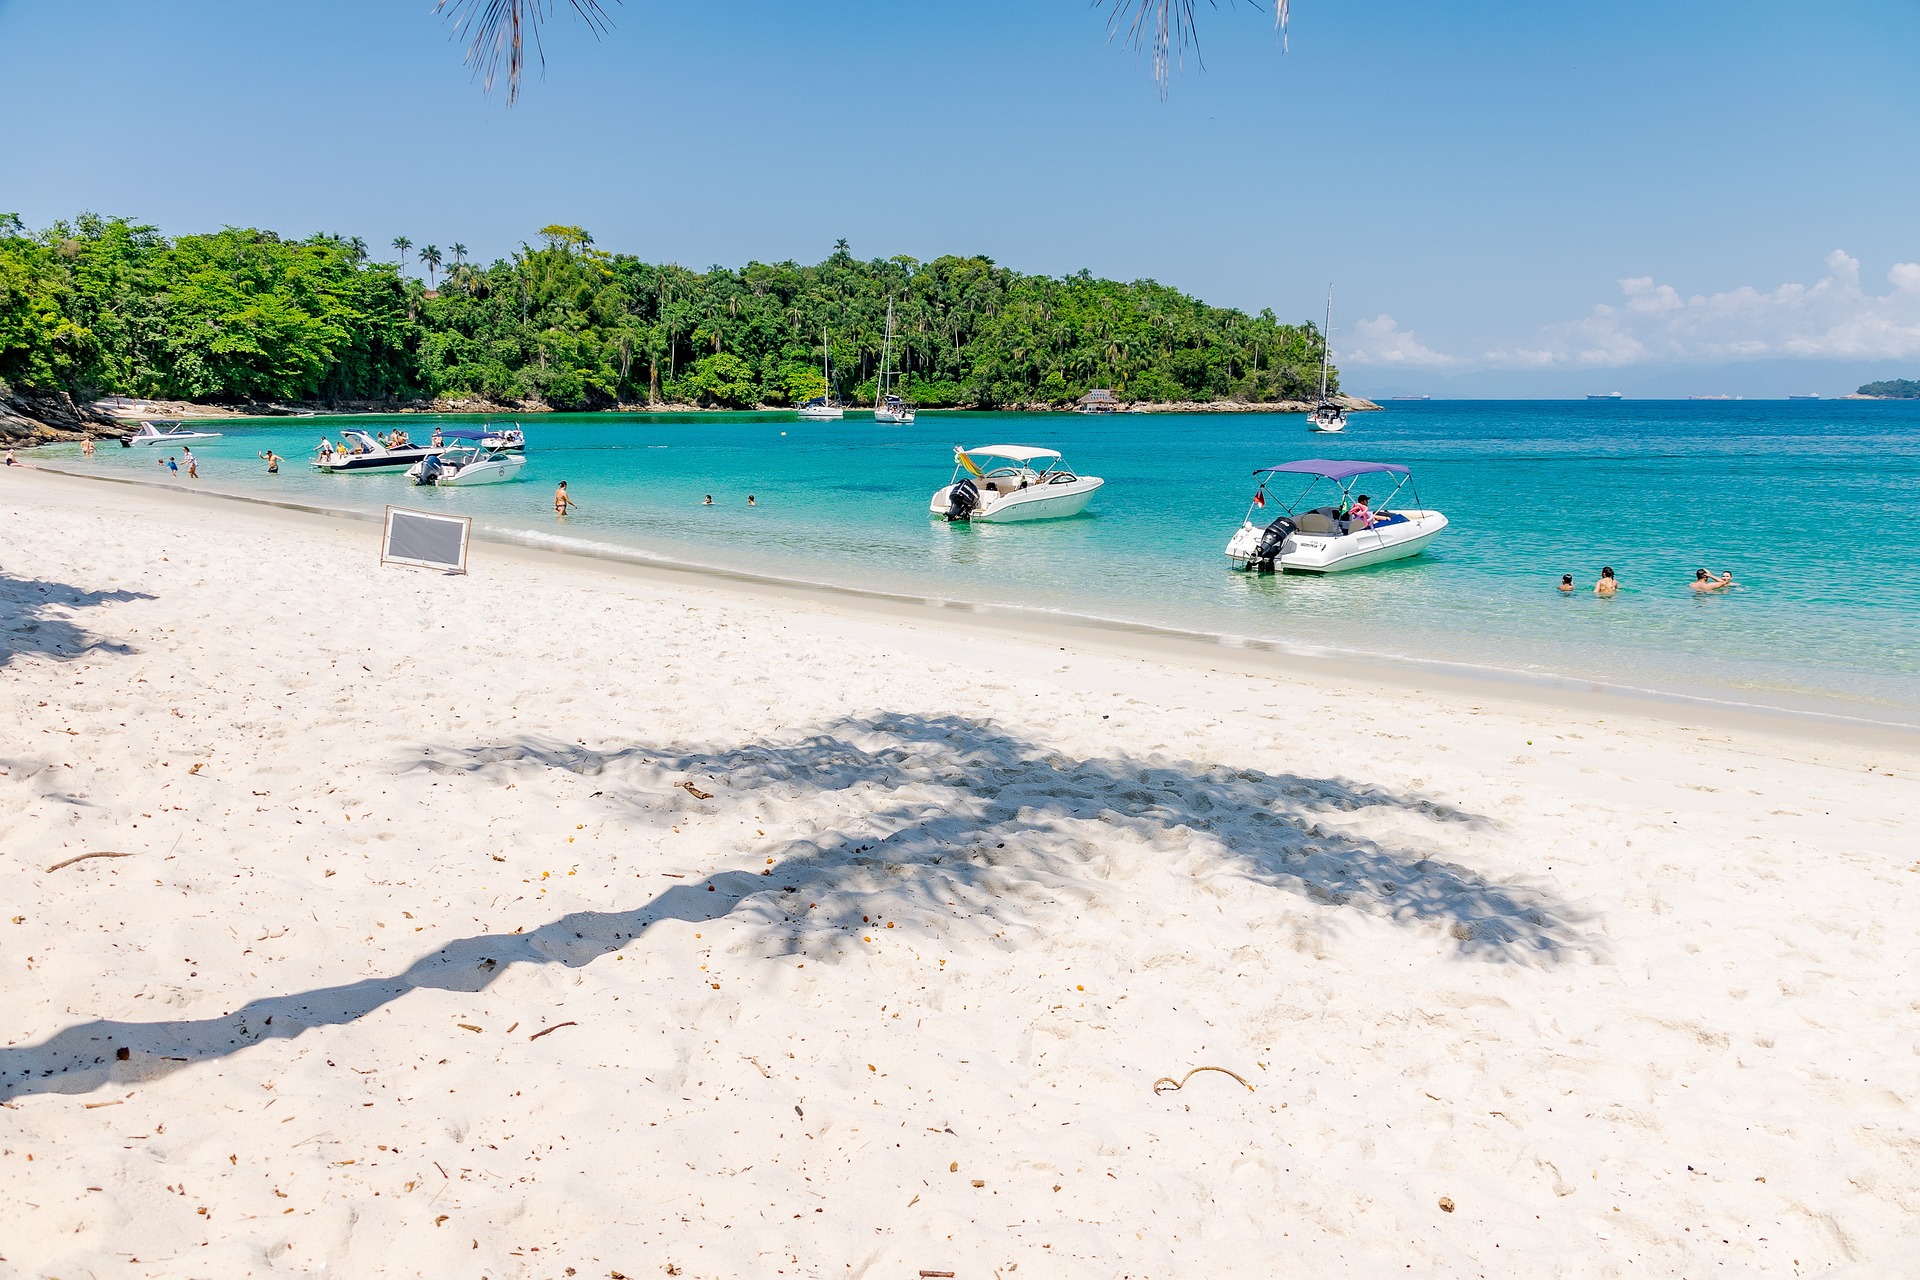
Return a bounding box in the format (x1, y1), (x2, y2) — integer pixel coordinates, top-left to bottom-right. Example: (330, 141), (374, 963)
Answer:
(121, 420), (223, 447)
(407, 445), (525, 486)
(872, 301), (916, 424)
(1306, 285), (1347, 433)
(1224, 459), (1446, 573)
(312, 429), (442, 473)
(932, 445), (1103, 523)
(478, 425), (525, 452)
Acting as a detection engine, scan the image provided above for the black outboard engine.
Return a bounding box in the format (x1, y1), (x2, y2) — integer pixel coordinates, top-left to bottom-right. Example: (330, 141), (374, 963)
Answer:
(1251, 516), (1296, 572)
(415, 454), (443, 486)
(945, 477), (981, 522)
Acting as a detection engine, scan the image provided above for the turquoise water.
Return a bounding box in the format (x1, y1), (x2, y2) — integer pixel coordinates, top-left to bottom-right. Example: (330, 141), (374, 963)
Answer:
(43, 401), (1920, 724)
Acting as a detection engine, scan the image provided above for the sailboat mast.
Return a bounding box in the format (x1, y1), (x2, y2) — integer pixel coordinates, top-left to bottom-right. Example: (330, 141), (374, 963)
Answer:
(1318, 285), (1333, 404)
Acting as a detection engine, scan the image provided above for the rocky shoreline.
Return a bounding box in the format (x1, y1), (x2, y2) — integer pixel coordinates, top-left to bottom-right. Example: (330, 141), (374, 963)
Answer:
(1, 388), (1379, 445)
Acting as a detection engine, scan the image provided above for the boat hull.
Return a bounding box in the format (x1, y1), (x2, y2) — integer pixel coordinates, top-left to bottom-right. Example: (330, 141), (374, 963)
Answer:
(796, 406), (844, 421)
(930, 476), (1103, 523)
(314, 449), (443, 473)
(1225, 510), (1447, 573)
(873, 409), (916, 425)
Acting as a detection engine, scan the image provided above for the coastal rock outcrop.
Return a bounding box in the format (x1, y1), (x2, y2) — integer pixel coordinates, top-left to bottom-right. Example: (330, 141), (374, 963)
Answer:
(0, 387), (124, 445)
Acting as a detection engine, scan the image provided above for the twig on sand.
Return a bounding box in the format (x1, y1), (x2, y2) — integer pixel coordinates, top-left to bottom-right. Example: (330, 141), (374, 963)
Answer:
(529, 1021), (578, 1042)
(679, 781), (713, 800)
(1152, 1065), (1254, 1095)
(46, 851), (135, 873)
(920, 1271), (957, 1278)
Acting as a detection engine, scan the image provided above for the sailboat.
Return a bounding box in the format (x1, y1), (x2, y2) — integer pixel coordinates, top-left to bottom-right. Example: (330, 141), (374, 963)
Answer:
(1306, 285), (1347, 434)
(873, 300), (916, 425)
(796, 326), (845, 421)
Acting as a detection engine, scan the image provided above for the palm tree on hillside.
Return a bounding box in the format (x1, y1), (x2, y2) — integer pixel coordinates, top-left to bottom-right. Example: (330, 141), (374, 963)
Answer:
(431, 0), (1281, 101)
(348, 236), (369, 262)
(450, 242), (468, 266)
(422, 245), (444, 288)
(391, 236), (413, 273)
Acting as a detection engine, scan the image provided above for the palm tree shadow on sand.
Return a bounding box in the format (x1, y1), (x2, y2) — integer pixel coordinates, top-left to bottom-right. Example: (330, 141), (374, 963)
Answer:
(1, 713), (1602, 1101)
(0, 569), (153, 667)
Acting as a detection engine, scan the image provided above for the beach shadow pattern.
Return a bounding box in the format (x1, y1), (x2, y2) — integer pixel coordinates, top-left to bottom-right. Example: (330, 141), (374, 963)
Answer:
(0, 714), (1597, 1101)
(0, 569), (152, 667)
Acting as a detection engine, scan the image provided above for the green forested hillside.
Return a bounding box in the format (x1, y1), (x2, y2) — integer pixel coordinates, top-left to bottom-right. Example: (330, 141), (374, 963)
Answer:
(1856, 379), (1920, 399)
(0, 216), (1333, 411)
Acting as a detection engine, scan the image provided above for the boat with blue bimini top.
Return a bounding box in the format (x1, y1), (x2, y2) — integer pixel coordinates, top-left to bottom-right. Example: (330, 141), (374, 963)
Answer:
(1224, 458), (1447, 573)
(311, 428), (444, 473)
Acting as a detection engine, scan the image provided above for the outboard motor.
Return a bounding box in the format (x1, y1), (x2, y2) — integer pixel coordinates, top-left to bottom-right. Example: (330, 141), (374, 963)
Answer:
(1251, 516), (1297, 572)
(945, 477), (981, 522)
(414, 454), (443, 486)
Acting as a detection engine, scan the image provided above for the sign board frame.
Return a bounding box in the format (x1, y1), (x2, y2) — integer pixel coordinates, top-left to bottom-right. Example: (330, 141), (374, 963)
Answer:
(381, 506), (472, 574)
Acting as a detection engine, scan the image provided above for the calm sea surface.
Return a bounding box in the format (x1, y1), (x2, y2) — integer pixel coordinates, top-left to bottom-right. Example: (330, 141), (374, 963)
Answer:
(43, 401), (1920, 725)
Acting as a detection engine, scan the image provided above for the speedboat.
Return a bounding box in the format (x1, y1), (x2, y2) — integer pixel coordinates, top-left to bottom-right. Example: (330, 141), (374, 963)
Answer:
(1224, 458), (1446, 573)
(407, 445), (525, 486)
(121, 421), (223, 447)
(874, 394), (916, 425)
(312, 429), (443, 473)
(932, 445), (1103, 523)
(478, 425), (525, 452)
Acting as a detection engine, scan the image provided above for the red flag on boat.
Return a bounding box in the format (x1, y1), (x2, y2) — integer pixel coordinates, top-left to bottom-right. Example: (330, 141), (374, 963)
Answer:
(1253, 490), (1266, 507)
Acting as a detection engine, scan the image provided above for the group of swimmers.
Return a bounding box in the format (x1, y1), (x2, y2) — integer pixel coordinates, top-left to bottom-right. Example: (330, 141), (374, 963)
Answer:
(1559, 567), (1736, 597)
(701, 494), (756, 507)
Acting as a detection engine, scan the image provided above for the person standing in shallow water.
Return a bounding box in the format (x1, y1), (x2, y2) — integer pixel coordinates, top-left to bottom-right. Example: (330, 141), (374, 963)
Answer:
(81, 437), (95, 458)
(1557, 574), (1575, 593)
(554, 481), (577, 516)
(259, 450), (282, 474)
(1595, 566), (1619, 596)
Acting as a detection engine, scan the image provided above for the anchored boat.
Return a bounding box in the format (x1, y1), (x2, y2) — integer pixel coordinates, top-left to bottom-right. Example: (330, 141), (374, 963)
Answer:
(932, 445), (1103, 523)
(121, 421), (223, 447)
(311, 429), (443, 473)
(1224, 458), (1446, 573)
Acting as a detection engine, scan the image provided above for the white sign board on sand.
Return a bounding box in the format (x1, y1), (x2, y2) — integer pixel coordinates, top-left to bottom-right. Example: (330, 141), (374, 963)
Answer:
(381, 506), (471, 574)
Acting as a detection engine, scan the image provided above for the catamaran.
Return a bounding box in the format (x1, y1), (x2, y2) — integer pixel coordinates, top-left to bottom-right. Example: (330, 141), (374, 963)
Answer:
(873, 300), (916, 425)
(1224, 458), (1446, 573)
(796, 326), (845, 421)
(1307, 285), (1347, 433)
(932, 445), (1103, 523)
(121, 421), (223, 447)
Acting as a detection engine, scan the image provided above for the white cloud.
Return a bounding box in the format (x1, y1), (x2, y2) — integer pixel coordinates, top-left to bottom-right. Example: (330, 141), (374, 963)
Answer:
(1338, 314), (1459, 368)
(1345, 251), (1920, 371)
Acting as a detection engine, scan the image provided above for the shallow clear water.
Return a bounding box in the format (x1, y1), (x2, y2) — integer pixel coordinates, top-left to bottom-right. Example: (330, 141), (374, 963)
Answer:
(45, 400), (1920, 724)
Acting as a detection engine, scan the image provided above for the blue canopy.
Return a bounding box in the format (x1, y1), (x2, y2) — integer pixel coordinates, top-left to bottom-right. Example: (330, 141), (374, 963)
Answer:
(1255, 459), (1411, 481)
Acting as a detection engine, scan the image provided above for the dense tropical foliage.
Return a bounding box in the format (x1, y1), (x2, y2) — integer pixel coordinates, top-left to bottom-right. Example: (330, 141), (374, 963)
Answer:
(1, 214), (1335, 411)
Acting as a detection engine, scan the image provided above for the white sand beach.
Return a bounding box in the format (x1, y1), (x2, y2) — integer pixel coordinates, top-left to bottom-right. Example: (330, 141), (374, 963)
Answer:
(3, 467), (1917, 1277)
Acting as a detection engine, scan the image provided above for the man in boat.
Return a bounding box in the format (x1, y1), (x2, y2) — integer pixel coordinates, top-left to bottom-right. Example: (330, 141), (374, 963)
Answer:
(1348, 494), (1375, 529)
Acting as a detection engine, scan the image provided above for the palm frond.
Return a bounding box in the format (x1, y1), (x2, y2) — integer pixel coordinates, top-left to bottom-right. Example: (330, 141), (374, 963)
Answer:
(436, 0), (619, 106)
(1095, 0), (1288, 94)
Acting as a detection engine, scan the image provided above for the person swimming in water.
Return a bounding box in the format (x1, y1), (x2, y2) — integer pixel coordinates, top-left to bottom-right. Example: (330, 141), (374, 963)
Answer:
(1595, 566), (1618, 596)
(1558, 574), (1575, 593)
(1692, 568), (1735, 592)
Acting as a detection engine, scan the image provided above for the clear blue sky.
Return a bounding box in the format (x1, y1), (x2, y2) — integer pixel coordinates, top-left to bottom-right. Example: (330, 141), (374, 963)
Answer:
(4, 0), (1917, 395)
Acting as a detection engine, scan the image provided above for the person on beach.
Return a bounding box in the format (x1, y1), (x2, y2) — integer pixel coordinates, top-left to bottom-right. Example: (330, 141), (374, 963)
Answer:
(1558, 574), (1575, 593)
(82, 436), (95, 458)
(554, 481), (577, 516)
(1348, 494), (1374, 529)
(259, 450), (282, 474)
(3, 447), (16, 467)
(1692, 568), (1735, 592)
(1595, 566), (1618, 596)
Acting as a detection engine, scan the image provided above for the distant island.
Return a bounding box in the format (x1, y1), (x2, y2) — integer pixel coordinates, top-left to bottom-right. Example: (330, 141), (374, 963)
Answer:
(1855, 379), (1920, 399)
(1, 215), (1346, 439)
